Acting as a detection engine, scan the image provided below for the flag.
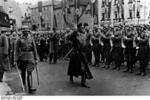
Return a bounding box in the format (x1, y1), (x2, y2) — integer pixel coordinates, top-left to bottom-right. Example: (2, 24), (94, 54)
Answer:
(38, 1), (42, 12)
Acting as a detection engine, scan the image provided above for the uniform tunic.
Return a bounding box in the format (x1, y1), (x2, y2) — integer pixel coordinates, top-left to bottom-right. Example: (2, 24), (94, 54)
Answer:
(15, 36), (38, 72)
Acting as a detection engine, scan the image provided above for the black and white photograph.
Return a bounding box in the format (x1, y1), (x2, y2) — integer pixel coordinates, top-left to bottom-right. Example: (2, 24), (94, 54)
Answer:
(1, 0), (150, 97)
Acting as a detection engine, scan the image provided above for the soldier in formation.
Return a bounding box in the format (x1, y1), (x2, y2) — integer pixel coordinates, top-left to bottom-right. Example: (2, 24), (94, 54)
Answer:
(90, 24), (150, 76)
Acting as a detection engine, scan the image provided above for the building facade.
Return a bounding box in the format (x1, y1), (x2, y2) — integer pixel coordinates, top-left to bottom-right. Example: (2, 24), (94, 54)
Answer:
(18, 3), (32, 28)
(30, 0), (60, 31)
(98, 0), (150, 26)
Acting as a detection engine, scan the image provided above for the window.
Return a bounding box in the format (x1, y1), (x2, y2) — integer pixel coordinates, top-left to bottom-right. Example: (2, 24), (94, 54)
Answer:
(129, 10), (132, 19)
(102, 0), (105, 7)
(137, 10), (140, 18)
(121, 9), (124, 20)
(101, 13), (105, 21)
(115, 11), (117, 20)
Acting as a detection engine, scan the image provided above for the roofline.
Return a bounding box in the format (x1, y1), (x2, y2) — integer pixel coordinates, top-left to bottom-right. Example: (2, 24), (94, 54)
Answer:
(30, 4), (53, 9)
(54, 4), (87, 10)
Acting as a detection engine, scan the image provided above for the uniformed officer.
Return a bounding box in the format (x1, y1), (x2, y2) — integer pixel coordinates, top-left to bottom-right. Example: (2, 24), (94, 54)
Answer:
(15, 28), (38, 93)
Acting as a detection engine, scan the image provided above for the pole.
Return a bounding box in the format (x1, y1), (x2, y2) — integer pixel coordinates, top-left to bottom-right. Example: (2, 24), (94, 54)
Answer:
(63, 48), (73, 60)
(144, 0), (146, 23)
(61, 0), (64, 31)
(91, 0), (95, 29)
(15, 64), (25, 92)
(39, 13), (42, 31)
(75, 0), (78, 26)
(35, 65), (40, 86)
(97, 0), (101, 26)
(92, 2), (94, 29)
(52, 0), (54, 31)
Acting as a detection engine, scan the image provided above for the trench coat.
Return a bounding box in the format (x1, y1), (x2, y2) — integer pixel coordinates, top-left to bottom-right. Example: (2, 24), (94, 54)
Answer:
(67, 31), (93, 79)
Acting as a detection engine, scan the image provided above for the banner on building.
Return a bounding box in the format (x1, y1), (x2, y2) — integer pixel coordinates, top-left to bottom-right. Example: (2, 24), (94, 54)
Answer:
(38, 1), (42, 12)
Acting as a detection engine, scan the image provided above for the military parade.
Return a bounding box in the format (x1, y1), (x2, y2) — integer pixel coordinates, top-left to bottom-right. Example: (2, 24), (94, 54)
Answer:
(1, 0), (150, 96)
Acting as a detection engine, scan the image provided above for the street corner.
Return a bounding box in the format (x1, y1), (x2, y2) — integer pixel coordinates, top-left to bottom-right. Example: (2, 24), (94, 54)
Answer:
(0, 82), (12, 95)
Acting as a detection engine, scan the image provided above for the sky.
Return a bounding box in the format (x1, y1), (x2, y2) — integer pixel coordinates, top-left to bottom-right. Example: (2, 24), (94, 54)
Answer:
(14, 0), (61, 4)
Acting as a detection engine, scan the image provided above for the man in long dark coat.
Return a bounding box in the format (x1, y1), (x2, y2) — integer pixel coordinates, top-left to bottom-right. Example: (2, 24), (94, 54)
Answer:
(67, 23), (93, 88)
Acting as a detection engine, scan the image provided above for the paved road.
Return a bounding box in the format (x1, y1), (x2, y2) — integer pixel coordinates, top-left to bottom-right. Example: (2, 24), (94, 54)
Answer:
(3, 60), (150, 96)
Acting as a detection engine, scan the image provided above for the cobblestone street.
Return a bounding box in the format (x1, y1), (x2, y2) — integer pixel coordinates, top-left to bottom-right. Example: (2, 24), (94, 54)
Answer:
(1, 60), (150, 95)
